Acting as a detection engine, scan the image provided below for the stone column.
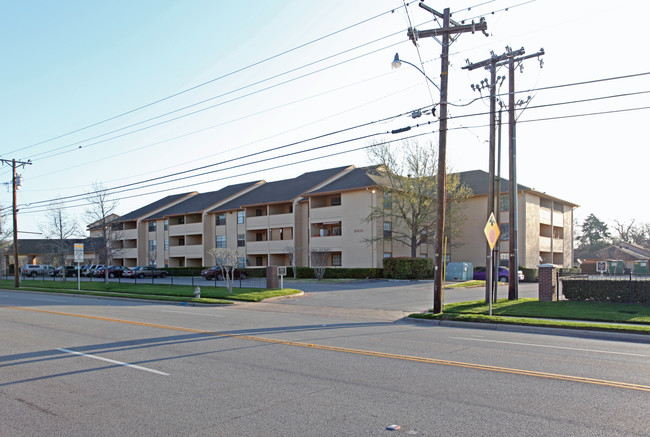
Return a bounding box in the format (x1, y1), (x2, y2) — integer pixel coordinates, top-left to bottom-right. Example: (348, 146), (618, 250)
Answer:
(266, 266), (279, 289)
(538, 263), (557, 301)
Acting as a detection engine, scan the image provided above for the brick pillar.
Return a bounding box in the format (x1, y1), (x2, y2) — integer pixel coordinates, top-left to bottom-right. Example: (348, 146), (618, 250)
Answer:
(538, 264), (557, 301)
(266, 266), (279, 289)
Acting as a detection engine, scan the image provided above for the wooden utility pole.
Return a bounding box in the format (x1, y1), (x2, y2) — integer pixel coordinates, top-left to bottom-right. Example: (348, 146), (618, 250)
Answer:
(408, 5), (487, 314)
(463, 48), (524, 303)
(1, 158), (32, 288)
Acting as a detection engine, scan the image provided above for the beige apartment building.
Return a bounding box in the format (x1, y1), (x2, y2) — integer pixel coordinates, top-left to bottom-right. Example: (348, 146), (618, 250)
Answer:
(108, 165), (576, 270)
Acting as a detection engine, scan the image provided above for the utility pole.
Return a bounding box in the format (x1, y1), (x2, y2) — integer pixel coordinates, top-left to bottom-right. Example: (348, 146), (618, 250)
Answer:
(502, 47), (545, 299)
(1, 158), (32, 288)
(463, 48), (523, 304)
(408, 4), (487, 314)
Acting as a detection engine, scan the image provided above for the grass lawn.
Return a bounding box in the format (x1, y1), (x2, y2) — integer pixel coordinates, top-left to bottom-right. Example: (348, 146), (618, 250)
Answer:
(0, 279), (301, 304)
(411, 298), (650, 334)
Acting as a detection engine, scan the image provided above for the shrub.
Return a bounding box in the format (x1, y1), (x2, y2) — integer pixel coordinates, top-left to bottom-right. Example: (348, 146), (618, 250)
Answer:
(520, 267), (538, 282)
(382, 257), (433, 279)
(561, 278), (650, 303)
(293, 267), (382, 279)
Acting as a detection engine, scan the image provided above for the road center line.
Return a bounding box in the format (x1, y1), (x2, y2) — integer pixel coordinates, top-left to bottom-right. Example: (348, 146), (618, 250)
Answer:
(450, 337), (650, 357)
(57, 348), (169, 376)
(5, 305), (650, 392)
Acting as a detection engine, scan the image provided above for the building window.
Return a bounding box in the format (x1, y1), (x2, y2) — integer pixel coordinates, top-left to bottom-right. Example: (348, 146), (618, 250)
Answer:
(238, 257), (246, 269)
(331, 196), (341, 206)
(256, 208), (263, 216)
(178, 237), (185, 246)
(383, 221), (392, 239)
(332, 253), (342, 266)
(500, 252), (509, 266)
(237, 234), (245, 247)
(148, 221), (156, 232)
(500, 194), (509, 212)
(177, 216), (185, 225)
(164, 219), (168, 231)
(332, 225), (341, 236)
(237, 210), (245, 224)
(383, 252), (392, 258)
(383, 192), (392, 209)
(148, 240), (156, 251)
(216, 235), (226, 248)
(164, 239), (169, 251)
(256, 256), (263, 266)
(217, 213), (226, 226)
(500, 223), (510, 241)
(256, 232), (263, 241)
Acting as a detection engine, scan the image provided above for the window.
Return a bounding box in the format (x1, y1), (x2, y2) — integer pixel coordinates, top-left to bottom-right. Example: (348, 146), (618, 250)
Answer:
(238, 257), (246, 269)
(500, 194), (509, 212)
(237, 210), (245, 224)
(383, 221), (392, 239)
(148, 240), (157, 251)
(332, 225), (341, 236)
(237, 234), (245, 247)
(383, 192), (392, 209)
(383, 252), (392, 258)
(256, 208), (263, 217)
(164, 239), (169, 251)
(256, 256), (263, 266)
(500, 252), (509, 266)
(331, 196), (341, 206)
(177, 216), (185, 225)
(216, 235), (226, 248)
(148, 221), (156, 232)
(178, 237), (185, 246)
(256, 232), (263, 241)
(216, 213), (226, 226)
(164, 219), (168, 231)
(500, 223), (510, 241)
(332, 253), (342, 266)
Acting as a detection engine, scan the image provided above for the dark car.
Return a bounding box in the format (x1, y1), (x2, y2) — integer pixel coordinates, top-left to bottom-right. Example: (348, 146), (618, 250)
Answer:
(54, 265), (81, 277)
(473, 266), (524, 282)
(123, 266), (168, 279)
(94, 266), (128, 278)
(201, 266), (247, 281)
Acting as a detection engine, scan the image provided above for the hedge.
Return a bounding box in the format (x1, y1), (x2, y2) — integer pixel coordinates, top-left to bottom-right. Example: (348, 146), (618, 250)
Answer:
(292, 267), (383, 279)
(561, 278), (650, 303)
(382, 257), (433, 279)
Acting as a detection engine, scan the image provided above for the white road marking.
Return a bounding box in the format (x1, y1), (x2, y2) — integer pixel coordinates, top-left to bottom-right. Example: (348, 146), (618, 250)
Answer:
(57, 348), (169, 375)
(450, 337), (649, 357)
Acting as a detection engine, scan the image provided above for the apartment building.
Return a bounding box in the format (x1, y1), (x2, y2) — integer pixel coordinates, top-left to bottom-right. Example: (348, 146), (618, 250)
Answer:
(452, 170), (578, 268)
(109, 165), (577, 269)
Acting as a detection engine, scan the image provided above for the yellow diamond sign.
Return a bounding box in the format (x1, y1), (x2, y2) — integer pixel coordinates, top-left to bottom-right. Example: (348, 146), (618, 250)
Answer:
(484, 212), (500, 250)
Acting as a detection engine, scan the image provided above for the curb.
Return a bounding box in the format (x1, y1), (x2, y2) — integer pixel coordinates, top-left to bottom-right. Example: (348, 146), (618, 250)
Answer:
(405, 316), (650, 343)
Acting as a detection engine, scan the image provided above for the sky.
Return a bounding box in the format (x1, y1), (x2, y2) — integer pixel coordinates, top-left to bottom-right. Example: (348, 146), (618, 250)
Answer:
(1, 0), (648, 239)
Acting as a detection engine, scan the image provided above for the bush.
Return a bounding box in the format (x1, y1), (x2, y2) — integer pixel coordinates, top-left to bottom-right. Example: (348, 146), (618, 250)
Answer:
(292, 267), (382, 279)
(520, 267), (538, 282)
(382, 257), (433, 279)
(562, 278), (650, 303)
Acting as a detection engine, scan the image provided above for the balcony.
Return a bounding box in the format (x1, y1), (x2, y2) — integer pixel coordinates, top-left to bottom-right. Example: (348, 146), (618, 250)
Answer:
(120, 248), (138, 259)
(310, 205), (342, 222)
(246, 216), (268, 229)
(539, 208), (551, 225)
(169, 244), (203, 257)
(168, 222), (203, 236)
(122, 228), (137, 240)
(539, 236), (551, 252)
(553, 211), (564, 226)
(268, 213), (294, 228)
(311, 235), (342, 250)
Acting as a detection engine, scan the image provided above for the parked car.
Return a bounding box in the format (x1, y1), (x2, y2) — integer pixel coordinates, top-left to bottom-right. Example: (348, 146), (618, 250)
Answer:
(82, 264), (104, 277)
(20, 264), (55, 277)
(54, 265), (81, 277)
(123, 266), (168, 279)
(201, 266), (247, 280)
(473, 266), (524, 282)
(94, 266), (128, 278)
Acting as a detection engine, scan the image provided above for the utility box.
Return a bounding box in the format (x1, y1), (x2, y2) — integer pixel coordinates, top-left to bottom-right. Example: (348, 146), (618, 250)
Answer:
(445, 262), (473, 281)
(608, 260), (624, 275)
(634, 260), (649, 274)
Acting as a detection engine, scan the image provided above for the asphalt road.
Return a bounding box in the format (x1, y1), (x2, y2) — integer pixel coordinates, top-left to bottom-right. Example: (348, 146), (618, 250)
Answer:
(1, 285), (649, 436)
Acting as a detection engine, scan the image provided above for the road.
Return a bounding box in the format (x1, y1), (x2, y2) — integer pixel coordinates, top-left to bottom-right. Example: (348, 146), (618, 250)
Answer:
(1, 283), (649, 436)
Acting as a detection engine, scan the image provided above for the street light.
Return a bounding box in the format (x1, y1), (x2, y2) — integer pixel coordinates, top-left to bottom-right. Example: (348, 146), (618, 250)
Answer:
(391, 52), (447, 314)
(391, 53), (441, 92)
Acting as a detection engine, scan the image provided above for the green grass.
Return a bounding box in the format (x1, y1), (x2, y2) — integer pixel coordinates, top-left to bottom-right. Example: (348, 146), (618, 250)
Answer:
(411, 298), (650, 334)
(0, 279), (301, 303)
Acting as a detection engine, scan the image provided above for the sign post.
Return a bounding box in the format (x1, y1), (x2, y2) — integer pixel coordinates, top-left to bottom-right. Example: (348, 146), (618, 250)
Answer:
(484, 213), (501, 316)
(74, 243), (84, 291)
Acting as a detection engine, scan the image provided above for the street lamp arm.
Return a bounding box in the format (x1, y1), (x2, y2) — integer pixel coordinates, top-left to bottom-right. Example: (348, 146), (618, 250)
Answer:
(392, 53), (441, 92)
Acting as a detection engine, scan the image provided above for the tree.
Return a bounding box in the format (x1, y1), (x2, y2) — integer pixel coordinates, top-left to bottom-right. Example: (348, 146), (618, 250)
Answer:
(575, 213), (611, 259)
(85, 182), (122, 283)
(364, 140), (472, 257)
(208, 247), (240, 293)
(39, 200), (80, 281)
(283, 246), (305, 278)
(310, 248), (330, 281)
(613, 219), (650, 246)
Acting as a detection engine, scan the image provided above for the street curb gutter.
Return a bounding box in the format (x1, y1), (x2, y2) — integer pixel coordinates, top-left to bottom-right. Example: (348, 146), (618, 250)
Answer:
(405, 317), (650, 343)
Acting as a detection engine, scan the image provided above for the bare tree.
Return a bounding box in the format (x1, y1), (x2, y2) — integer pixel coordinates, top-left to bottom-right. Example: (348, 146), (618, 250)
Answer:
(364, 140), (472, 257)
(311, 248), (330, 281)
(85, 182), (122, 283)
(208, 248), (240, 293)
(39, 200), (80, 282)
(283, 246), (305, 278)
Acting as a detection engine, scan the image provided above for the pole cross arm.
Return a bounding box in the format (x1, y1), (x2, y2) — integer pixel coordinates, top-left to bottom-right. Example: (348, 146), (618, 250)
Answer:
(495, 49), (545, 68)
(408, 18), (487, 44)
(462, 48), (525, 71)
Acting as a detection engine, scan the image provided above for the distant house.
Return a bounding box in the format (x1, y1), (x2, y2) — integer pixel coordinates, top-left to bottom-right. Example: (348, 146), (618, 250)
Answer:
(593, 242), (650, 271)
(4, 238), (104, 271)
